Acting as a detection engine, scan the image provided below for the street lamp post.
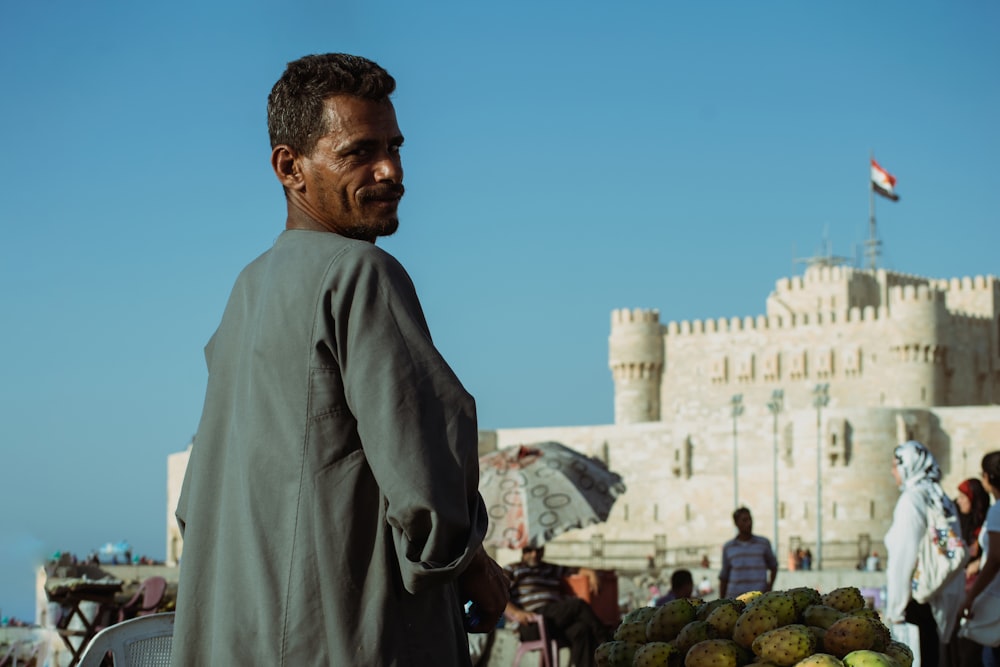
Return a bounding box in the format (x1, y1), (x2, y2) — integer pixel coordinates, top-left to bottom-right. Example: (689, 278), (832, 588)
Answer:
(767, 389), (784, 558)
(813, 383), (830, 570)
(731, 394), (744, 509)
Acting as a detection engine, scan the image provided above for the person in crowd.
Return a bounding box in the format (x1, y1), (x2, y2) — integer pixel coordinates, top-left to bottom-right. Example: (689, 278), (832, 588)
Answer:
(884, 440), (965, 667)
(957, 477), (992, 587)
(654, 569), (694, 605)
(504, 545), (609, 667)
(718, 507), (778, 598)
(960, 452), (1000, 667)
(170, 53), (508, 665)
(697, 575), (714, 597)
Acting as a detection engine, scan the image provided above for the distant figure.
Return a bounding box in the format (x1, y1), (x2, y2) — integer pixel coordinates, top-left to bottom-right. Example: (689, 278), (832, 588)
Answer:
(885, 440), (964, 667)
(955, 477), (990, 588)
(865, 551), (881, 572)
(719, 507), (778, 598)
(697, 575), (714, 597)
(787, 549), (798, 571)
(801, 548), (812, 570)
(958, 451), (1000, 667)
(504, 546), (609, 667)
(654, 569), (694, 606)
(700, 554), (710, 568)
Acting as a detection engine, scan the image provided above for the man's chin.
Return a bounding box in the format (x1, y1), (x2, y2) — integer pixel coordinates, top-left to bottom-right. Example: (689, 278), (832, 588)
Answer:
(343, 217), (399, 242)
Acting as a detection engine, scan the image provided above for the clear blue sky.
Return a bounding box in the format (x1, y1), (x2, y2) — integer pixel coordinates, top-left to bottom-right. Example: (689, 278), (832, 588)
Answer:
(1, 0), (997, 621)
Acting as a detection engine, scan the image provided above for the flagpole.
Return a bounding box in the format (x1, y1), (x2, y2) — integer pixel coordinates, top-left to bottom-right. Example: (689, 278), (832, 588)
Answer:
(867, 151), (877, 271)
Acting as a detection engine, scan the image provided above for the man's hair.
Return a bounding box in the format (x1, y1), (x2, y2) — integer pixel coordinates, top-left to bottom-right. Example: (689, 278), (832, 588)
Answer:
(671, 569), (693, 590)
(267, 53), (396, 155)
(983, 451), (1000, 490)
(732, 506), (751, 523)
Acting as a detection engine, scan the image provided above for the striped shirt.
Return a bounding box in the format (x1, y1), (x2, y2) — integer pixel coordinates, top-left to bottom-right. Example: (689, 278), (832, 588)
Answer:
(504, 561), (575, 613)
(719, 535), (777, 598)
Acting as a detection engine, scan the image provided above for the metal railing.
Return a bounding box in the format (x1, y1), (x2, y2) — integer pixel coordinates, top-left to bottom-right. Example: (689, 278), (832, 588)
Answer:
(539, 533), (885, 573)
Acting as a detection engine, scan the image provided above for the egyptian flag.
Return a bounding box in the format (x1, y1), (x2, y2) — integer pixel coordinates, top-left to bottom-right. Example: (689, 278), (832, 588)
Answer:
(871, 158), (900, 201)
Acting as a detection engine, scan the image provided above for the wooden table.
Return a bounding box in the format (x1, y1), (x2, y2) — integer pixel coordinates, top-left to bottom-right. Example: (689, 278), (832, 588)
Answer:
(45, 578), (123, 666)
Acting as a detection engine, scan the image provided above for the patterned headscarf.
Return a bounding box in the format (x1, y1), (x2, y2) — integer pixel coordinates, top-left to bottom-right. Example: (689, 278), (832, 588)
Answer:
(894, 440), (953, 516)
(893, 440), (941, 488)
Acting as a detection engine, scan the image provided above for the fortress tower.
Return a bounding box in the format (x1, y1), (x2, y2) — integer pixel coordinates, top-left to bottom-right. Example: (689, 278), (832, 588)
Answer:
(884, 284), (948, 407)
(609, 308), (663, 423)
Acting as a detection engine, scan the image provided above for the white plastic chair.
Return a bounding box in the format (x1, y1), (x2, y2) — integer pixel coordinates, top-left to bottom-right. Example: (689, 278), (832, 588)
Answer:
(76, 612), (175, 667)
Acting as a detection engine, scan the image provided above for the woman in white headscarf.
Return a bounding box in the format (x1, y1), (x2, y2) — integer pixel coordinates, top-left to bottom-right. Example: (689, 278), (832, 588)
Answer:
(885, 440), (965, 667)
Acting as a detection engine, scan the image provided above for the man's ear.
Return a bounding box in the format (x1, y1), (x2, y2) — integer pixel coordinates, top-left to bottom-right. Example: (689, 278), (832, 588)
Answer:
(271, 145), (305, 191)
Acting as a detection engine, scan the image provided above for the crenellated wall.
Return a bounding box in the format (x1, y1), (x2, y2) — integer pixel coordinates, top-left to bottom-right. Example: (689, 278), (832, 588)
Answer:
(612, 269), (999, 425)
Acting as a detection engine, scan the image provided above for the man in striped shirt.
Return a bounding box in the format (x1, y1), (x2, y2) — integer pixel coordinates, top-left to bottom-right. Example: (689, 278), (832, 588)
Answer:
(718, 507), (778, 599)
(503, 546), (608, 667)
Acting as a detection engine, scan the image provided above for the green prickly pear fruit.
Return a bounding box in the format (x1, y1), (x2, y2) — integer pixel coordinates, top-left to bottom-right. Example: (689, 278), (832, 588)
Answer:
(883, 640), (913, 667)
(646, 599), (698, 642)
(794, 654), (845, 666)
(705, 601), (742, 638)
(806, 625), (827, 652)
(624, 606), (659, 624)
(614, 618), (649, 644)
(747, 591), (798, 626)
(786, 587), (823, 616)
(841, 649), (898, 667)
(595, 640), (640, 667)
(683, 638), (744, 667)
(822, 616), (878, 658)
(737, 590), (764, 606)
(732, 606), (780, 649)
(697, 597), (745, 622)
(673, 620), (718, 654)
(822, 587), (866, 613)
(632, 641), (681, 667)
(802, 604), (847, 629)
(751, 624), (816, 666)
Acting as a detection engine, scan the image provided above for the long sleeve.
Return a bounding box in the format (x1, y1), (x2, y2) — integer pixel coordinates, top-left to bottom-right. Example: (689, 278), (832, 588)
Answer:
(331, 244), (485, 593)
(885, 490), (925, 623)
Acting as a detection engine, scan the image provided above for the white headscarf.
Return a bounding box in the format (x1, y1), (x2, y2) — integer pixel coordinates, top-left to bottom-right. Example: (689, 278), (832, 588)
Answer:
(894, 439), (942, 487)
(886, 440), (964, 638)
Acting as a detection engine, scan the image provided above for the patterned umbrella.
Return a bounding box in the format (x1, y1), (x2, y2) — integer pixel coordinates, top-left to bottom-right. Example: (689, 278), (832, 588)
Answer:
(478, 441), (627, 549)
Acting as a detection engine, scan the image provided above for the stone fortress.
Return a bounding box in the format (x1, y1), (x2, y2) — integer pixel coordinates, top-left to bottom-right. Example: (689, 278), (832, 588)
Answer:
(166, 262), (1000, 571)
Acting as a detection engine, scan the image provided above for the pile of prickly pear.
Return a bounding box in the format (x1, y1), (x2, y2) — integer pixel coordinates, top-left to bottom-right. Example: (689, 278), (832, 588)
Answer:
(595, 586), (913, 667)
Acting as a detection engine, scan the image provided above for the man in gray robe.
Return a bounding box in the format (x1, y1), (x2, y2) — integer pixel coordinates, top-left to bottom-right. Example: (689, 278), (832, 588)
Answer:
(171, 53), (508, 666)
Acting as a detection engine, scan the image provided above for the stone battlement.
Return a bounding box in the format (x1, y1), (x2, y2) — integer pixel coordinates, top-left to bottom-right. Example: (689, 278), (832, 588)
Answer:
(611, 308), (661, 326)
(664, 307), (892, 336)
(887, 283), (946, 304)
(936, 275), (996, 292)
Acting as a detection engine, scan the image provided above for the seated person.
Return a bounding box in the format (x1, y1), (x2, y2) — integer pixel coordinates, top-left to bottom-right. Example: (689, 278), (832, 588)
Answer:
(654, 568), (694, 606)
(504, 545), (609, 667)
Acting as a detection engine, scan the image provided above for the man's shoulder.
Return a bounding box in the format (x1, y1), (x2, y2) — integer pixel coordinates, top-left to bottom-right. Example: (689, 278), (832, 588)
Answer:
(267, 231), (411, 283)
(724, 535), (770, 550)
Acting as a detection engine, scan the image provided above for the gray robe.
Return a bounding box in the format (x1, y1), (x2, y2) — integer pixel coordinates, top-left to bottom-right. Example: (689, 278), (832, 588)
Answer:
(172, 230), (486, 666)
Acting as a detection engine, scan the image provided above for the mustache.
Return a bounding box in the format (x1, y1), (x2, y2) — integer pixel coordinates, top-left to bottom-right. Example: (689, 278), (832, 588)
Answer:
(358, 183), (405, 202)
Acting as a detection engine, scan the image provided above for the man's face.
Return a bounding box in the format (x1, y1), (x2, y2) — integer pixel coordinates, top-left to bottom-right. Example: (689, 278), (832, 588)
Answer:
(523, 547), (544, 567)
(735, 511), (752, 536)
(294, 95), (404, 241)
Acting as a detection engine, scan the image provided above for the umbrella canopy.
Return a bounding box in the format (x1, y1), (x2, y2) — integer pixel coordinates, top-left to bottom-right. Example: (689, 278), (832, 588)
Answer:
(478, 441), (626, 550)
